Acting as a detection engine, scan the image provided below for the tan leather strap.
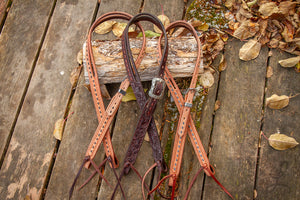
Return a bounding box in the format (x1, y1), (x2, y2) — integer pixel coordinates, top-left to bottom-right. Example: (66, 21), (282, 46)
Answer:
(157, 21), (233, 199)
(84, 12), (146, 169)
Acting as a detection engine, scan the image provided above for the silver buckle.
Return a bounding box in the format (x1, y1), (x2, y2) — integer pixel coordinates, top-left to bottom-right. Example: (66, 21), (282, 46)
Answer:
(148, 78), (165, 99)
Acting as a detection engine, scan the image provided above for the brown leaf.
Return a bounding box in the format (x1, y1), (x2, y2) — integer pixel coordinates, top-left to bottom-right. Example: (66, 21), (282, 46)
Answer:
(77, 49), (83, 65)
(269, 38), (279, 48)
(279, 1), (297, 16)
(266, 66), (273, 78)
(154, 15), (170, 33)
(266, 94), (289, 109)
(200, 71), (214, 88)
(233, 20), (258, 40)
(112, 22), (135, 38)
(94, 21), (116, 34)
(259, 2), (279, 17)
(219, 54), (227, 71)
(281, 26), (294, 42)
(278, 56), (300, 68)
(70, 65), (82, 87)
(214, 100), (221, 111)
(269, 133), (299, 150)
(239, 39), (261, 61)
(197, 23), (209, 31)
(53, 118), (64, 141)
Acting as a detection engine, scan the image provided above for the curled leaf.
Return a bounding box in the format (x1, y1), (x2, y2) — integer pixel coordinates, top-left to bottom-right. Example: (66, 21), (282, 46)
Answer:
(278, 56), (300, 68)
(266, 66), (273, 78)
(266, 94), (289, 109)
(269, 133), (299, 150)
(258, 2), (279, 17)
(154, 15), (170, 33)
(112, 22), (135, 38)
(239, 39), (261, 61)
(70, 65), (82, 87)
(53, 118), (64, 141)
(94, 21), (116, 34)
(199, 71), (214, 88)
(77, 50), (83, 65)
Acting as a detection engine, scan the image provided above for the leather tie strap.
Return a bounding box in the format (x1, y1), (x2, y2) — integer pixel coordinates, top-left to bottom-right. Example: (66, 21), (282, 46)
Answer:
(111, 13), (168, 199)
(155, 21), (233, 199)
(69, 12), (146, 199)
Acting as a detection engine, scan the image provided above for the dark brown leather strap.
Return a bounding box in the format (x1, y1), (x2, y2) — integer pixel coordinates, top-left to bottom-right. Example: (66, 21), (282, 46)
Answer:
(111, 13), (168, 200)
(121, 13), (168, 174)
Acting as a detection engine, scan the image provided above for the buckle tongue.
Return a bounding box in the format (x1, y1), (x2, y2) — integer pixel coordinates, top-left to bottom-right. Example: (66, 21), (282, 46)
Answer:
(148, 78), (165, 99)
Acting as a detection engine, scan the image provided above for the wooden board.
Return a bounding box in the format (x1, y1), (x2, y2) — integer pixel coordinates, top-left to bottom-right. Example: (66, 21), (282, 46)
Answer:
(83, 37), (209, 84)
(142, 0), (185, 30)
(44, 75), (106, 200)
(0, 0), (96, 199)
(203, 38), (268, 199)
(256, 50), (300, 199)
(0, 0), (53, 172)
(178, 55), (222, 199)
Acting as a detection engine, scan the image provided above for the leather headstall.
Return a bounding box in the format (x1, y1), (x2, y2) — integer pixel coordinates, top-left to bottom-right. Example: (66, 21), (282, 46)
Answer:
(111, 13), (168, 200)
(69, 11), (146, 199)
(147, 21), (234, 200)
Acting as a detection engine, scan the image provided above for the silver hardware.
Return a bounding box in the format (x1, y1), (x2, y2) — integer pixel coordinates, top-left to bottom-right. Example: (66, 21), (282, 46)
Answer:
(148, 78), (165, 99)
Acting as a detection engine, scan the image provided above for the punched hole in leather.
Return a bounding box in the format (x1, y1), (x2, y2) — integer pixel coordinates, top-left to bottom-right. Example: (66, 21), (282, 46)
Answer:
(153, 21), (233, 199)
(69, 11), (146, 199)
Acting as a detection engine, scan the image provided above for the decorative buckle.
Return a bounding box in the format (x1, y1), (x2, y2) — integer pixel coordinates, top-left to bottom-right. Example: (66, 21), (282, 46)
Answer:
(149, 78), (165, 99)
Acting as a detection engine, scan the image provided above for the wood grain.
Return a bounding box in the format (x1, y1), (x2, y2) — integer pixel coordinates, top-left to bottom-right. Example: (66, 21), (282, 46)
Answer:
(257, 50), (300, 200)
(0, 0), (96, 199)
(83, 37), (206, 84)
(203, 38), (267, 200)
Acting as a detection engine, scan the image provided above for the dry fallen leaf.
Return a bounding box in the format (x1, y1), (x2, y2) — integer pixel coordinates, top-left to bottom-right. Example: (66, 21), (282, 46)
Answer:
(77, 49), (83, 65)
(199, 71), (214, 88)
(259, 2), (279, 17)
(70, 65), (82, 87)
(266, 94), (289, 109)
(112, 22), (135, 37)
(233, 20), (258, 40)
(278, 56), (300, 68)
(94, 21), (116, 34)
(219, 53), (227, 71)
(53, 118), (64, 141)
(154, 15), (170, 33)
(122, 86), (147, 102)
(266, 66), (273, 78)
(239, 39), (261, 61)
(214, 100), (221, 111)
(269, 133), (299, 150)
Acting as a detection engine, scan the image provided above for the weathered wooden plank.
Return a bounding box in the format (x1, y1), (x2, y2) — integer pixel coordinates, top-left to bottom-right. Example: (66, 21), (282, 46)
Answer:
(0, 0), (96, 199)
(257, 50), (300, 199)
(203, 38), (267, 199)
(98, 96), (165, 199)
(44, 75), (105, 200)
(178, 55), (222, 199)
(84, 37), (206, 84)
(142, 0), (185, 30)
(0, 0), (53, 172)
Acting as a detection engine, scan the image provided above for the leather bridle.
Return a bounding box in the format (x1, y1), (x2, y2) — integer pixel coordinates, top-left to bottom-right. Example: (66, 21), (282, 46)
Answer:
(111, 13), (168, 200)
(69, 11), (146, 199)
(146, 21), (233, 200)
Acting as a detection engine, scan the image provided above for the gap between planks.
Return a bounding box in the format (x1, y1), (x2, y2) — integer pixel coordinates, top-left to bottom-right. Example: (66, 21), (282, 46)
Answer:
(0, 0), (57, 171)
